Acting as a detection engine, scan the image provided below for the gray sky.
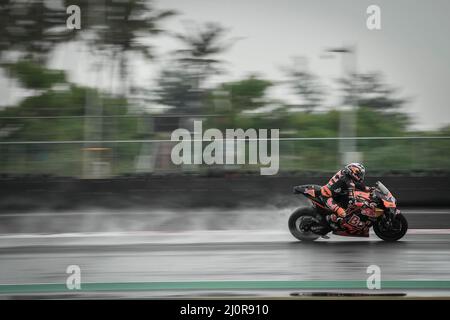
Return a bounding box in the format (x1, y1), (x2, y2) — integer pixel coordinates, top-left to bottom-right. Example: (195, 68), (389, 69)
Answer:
(160, 0), (450, 130)
(2, 0), (450, 130)
(155, 0), (450, 130)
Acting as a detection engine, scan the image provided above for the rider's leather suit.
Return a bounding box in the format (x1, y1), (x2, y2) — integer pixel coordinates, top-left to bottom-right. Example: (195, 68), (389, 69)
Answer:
(320, 169), (370, 218)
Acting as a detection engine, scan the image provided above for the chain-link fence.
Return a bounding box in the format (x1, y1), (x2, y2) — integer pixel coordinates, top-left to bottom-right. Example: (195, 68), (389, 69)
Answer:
(1, 136), (449, 177)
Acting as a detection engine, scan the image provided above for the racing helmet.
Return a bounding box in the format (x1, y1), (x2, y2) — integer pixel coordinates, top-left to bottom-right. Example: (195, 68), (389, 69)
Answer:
(345, 162), (366, 182)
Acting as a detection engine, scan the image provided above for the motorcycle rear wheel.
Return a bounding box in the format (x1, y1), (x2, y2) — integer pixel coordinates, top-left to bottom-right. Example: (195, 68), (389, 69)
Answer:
(288, 207), (321, 241)
(373, 213), (408, 242)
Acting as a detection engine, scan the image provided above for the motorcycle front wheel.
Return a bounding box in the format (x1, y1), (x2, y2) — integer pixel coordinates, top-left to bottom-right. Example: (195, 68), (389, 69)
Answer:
(288, 207), (321, 241)
(373, 213), (408, 242)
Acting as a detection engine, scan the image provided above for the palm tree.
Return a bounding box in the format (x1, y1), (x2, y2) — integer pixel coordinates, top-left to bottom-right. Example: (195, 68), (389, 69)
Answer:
(56, 0), (176, 177)
(173, 21), (236, 90)
(0, 0), (76, 64)
(65, 0), (177, 97)
(155, 61), (198, 112)
(283, 58), (324, 113)
(338, 72), (406, 110)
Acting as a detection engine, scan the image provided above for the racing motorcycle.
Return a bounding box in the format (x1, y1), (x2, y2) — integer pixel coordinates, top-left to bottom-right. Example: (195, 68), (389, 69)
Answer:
(289, 181), (408, 241)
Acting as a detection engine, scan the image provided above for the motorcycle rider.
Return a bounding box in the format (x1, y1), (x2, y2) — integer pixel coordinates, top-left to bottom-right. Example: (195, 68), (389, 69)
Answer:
(320, 163), (373, 230)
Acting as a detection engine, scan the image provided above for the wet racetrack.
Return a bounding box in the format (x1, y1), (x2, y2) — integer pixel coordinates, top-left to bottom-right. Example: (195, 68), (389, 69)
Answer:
(1, 209), (450, 298)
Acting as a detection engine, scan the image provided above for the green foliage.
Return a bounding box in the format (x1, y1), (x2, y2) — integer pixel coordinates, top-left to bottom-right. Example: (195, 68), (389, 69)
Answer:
(155, 64), (198, 111)
(339, 72), (406, 110)
(0, 0), (448, 175)
(0, 0), (76, 62)
(5, 61), (66, 90)
(356, 107), (409, 137)
(221, 76), (272, 112)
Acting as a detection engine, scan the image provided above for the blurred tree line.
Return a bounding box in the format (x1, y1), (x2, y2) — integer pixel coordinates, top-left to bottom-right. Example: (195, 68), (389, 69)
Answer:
(0, 0), (448, 175)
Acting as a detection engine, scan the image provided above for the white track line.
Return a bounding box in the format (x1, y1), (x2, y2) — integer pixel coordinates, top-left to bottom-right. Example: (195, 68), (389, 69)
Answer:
(1, 229), (450, 240)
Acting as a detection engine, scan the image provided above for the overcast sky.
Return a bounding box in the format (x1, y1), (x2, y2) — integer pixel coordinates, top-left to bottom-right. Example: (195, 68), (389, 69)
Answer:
(2, 0), (450, 130)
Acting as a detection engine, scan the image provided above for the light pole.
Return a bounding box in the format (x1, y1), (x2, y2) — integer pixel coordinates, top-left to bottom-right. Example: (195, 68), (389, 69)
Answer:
(83, 0), (107, 179)
(323, 46), (359, 167)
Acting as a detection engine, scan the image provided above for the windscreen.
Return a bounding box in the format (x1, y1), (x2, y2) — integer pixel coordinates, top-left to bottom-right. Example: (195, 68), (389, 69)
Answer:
(376, 181), (391, 195)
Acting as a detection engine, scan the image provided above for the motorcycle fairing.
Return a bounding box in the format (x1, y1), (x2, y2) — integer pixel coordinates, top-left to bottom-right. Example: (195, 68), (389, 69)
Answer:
(332, 213), (371, 237)
(294, 181), (400, 238)
(383, 199), (396, 208)
(294, 185), (326, 208)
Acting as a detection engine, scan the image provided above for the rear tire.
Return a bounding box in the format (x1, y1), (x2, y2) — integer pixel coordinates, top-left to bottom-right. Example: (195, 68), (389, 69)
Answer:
(288, 207), (321, 241)
(373, 213), (408, 242)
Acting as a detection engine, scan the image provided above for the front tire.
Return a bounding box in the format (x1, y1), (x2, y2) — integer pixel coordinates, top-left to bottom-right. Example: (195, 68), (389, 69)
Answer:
(373, 213), (408, 242)
(288, 207), (321, 241)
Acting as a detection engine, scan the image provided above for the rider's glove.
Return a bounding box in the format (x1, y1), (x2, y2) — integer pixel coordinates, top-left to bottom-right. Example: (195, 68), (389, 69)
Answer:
(329, 213), (343, 224)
